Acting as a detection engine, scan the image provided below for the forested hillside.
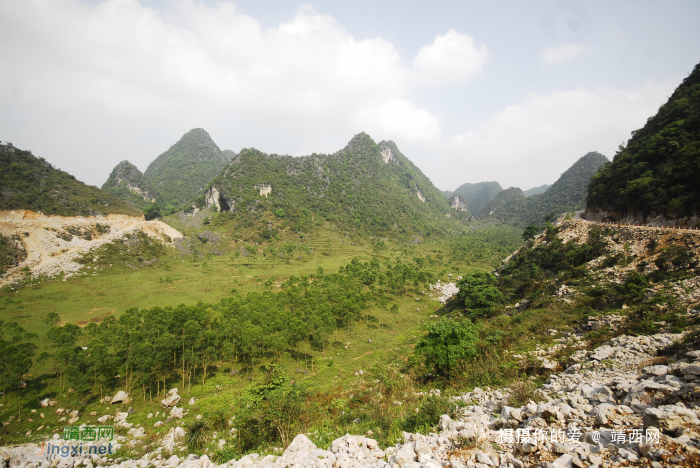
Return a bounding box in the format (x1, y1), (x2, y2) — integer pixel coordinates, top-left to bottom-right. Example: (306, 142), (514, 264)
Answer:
(480, 151), (608, 227)
(442, 181), (502, 216)
(143, 129), (232, 211)
(201, 133), (464, 238)
(587, 61), (700, 222)
(0, 143), (141, 217)
(102, 160), (160, 211)
(523, 184), (550, 197)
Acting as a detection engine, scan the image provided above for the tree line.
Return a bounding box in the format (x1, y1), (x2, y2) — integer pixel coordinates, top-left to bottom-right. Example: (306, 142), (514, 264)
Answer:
(32, 258), (435, 400)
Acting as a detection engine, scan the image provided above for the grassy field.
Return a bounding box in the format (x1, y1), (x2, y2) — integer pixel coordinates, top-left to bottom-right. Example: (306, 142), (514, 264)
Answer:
(0, 223), (519, 453)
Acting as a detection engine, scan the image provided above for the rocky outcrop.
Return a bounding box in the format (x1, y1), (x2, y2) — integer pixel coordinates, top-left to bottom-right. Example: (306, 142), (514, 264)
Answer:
(449, 194), (469, 212)
(111, 391), (132, 405)
(0, 210), (182, 287)
(254, 184), (272, 197)
(161, 388), (181, 408)
(204, 186), (235, 212)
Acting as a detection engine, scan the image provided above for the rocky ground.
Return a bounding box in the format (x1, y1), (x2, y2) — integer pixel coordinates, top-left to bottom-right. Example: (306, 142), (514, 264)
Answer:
(3, 322), (698, 468)
(0, 210), (182, 288)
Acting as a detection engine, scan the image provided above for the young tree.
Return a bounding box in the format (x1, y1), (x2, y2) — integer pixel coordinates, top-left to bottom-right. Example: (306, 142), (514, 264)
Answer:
(456, 273), (503, 320)
(415, 318), (479, 378)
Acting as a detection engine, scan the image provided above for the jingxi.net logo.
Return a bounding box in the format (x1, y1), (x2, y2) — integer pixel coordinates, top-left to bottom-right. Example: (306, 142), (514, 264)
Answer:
(35, 426), (116, 457)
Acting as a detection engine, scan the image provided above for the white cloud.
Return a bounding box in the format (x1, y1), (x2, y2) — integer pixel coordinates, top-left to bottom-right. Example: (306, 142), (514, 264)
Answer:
(431, 80), (676, 192)
(413, 29), (489, 85)
(0, 0), (453, 183)
(0, 0), (677, 199)
(540, 42), (588, 64)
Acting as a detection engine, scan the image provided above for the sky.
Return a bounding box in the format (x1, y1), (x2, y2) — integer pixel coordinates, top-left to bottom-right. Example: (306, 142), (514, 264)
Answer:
(1, 0), (698, 192)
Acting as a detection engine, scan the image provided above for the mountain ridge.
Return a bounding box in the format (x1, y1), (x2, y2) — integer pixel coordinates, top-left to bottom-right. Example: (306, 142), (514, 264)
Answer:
(480, 151), (608, 227)
(0, 143), (141, 217)
(200, 132), (467, 238)
(586, 61), (700, 224)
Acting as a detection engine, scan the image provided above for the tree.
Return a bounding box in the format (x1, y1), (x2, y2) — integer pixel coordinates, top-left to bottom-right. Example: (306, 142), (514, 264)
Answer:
(456, 273), (503, 319)
(415, 318), (479, 378)
(42, 312), (61, 327)
(522, 225), (541, 241)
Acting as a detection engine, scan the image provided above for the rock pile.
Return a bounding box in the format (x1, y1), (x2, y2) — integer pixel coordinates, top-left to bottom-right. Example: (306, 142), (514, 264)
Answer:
(430, 281), (460, 304)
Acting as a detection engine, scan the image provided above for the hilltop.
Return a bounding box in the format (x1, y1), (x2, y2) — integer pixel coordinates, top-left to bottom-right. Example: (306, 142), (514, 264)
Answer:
(442, 181), (503, 217)
(587, 61), (700, 224)
(200, 133), (465, 238)
(0, 143), (141, 217)
(102, 160), (160, 212)
(523, 184), (550, 197)
(142, 129), (234, 211)
(481, 151), (608, 227)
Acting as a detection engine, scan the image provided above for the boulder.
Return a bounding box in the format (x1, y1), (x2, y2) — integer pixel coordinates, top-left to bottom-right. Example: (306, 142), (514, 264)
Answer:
(111, 391), (132, 404)
(161, 388), (181, 407)
(394, 443), (416, 465)
(170, 406), (184, 419)
(128, 427), (145, 438)
(590, 345), (614, 361)
(643, 405), (700, 435)
(39, 398), (57, 407)
(161, 426), (186, 451)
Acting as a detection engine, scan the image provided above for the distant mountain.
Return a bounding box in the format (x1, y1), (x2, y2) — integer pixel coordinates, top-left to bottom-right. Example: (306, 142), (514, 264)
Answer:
(587, 61), (700, 223)
(144, 129), (230, 210)
(200, 133), (465, 237)
(102, 161), (159, 211)
(480, 187), (527, 221)
(0, 143), (141, 217)
(222, 149), (238, 161)
(481, 152), (608, 227)
(443, 181), (503, 217)
(523, 184), (551, 197)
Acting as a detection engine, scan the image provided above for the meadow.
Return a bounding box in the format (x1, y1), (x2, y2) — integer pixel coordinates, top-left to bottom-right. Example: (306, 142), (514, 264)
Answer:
(0, 223), (533, 455)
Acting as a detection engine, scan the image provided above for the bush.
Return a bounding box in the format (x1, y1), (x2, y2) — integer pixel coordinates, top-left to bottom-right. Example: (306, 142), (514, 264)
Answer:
(402, 396), (455, 433)
(185, 419), (210, 450)
(457, 273), (502, 319)
(415, 318), (479, 377)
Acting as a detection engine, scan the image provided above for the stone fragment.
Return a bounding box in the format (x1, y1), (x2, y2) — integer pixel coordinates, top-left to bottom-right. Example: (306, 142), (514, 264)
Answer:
(110, 391), (132, 404)
(161, 388), (181, 407)
(643, 405), (700, 435)
(590, 345), (614, 361)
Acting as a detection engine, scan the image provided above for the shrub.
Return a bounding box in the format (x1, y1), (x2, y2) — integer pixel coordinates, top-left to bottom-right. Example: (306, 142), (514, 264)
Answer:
(185, 419), (210, 450)
(402, 396), (455, 433)
(415, 318), (479, 378)
(457, 273), (503, 319)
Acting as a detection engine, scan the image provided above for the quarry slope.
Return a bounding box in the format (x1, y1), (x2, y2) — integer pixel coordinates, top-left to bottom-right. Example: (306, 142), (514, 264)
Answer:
(0, 210), (182, 288)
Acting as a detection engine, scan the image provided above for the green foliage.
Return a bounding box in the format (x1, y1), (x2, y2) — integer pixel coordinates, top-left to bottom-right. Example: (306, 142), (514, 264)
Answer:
(456, 273), (502, 319)
(235, 364), (307, 451)
(144, 129), (232, 210)
(587, 62), (700, 219)
(448, 226), (523, 266)
(75, 231), (166, 269)
(522, 225), (541, 241)
(401, 396), (454, 433)
(481, 152), (608, 226)
(39, 256), (433, 397)
(415, 318), (479, 377)
(0, 321), (38, 395)
(185, 418), (210, 450)
(443, 181), (503, 217)
(617, 271), (648, 301)
(0, 234), (27, 275)
(101, 161), (160, 212)
(203, 134), (463, 238)
(0, 146), (141, 217)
